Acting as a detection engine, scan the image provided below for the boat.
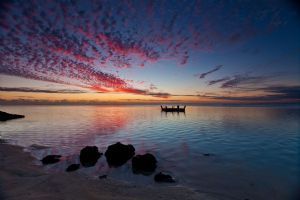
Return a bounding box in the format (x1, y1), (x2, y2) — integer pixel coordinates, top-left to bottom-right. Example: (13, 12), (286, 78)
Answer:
(161, 105), (186, 112)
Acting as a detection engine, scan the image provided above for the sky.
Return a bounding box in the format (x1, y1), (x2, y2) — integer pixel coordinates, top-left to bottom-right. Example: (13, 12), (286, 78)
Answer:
(0, 0), (299, 104)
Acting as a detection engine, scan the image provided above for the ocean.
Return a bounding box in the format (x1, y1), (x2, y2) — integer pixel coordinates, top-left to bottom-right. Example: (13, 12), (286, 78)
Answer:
(0, 105), (299, 200)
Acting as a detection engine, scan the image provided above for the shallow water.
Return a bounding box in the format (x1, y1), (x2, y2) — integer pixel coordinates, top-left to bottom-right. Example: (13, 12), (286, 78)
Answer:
(0, 105), (299, 200)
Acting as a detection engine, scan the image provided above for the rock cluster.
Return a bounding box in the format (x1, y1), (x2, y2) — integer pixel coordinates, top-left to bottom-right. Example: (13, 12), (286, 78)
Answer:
(40, 142), (176, 183)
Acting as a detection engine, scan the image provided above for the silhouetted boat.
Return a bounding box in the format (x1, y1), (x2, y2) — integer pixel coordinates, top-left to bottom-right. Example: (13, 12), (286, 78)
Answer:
(161, 105), (186, 112)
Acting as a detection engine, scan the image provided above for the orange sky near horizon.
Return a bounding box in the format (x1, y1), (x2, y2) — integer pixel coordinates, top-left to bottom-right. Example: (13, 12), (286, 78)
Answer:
(0, 74), (282, 105)
(0, 1), (299, 105)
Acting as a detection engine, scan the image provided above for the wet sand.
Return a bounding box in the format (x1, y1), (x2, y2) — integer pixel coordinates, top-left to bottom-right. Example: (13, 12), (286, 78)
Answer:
(0, 143), (218, 200)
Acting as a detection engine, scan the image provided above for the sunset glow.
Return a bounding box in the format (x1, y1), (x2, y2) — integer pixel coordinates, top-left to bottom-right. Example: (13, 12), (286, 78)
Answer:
(0, 0), (299, 104)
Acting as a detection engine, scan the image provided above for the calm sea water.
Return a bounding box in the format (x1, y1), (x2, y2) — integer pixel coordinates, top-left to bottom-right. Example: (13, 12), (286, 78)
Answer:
(0, 105), (299, 200)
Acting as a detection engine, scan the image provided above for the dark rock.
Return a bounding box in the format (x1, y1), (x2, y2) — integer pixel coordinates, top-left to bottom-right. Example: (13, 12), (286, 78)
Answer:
(80, 146), (102, 167)
(99, 175), (107, 179)
(154, 172), (175, 183)
(66, 164), (80, 172)
(0, 111), (24, 121)
(0, 139), (7, 144)
(41, 155), (61, 165)
(132, 153), (157, 175)
(105, 142), (135, 167)
(203, 153), (215, 157)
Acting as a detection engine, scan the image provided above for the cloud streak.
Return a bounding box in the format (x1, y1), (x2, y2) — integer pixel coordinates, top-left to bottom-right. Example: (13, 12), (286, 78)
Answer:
(0, 87), (88, 94)
(200, 85), (300, 102)
(1, 84), (299, 104)
(0, 86), (171, 98)
(263, 85), (300, 99)
(208, 77), (231, 86)
(0, 1), (290, 97)
(207, 73), (276, 89)
(196, 65), (223, 79)
(220, 74), (273, 89)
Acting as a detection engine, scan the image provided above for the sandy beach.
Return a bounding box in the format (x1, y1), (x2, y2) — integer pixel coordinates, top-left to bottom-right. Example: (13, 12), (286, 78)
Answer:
(0, 143), (219, 200)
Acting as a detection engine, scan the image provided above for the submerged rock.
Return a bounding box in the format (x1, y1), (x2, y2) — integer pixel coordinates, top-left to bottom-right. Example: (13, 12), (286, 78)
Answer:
(99, 175), (107, 179)
(0, 139), (7, 144)
(154, 172), (175, 183)
(132, 153), (157, 175)
(41, 155), (61, 165)
(29, 144), (50, 150)
(66, 164), (80, 172)
(80, 146), (102, 167)
(0, 111), (24, 121)
(202, 153), (215, 157)
(105, 142), (135, 167)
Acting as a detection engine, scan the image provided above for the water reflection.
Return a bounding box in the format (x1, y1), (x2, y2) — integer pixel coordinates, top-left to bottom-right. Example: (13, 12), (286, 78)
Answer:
(0, 105), (299, 200)
(0, 106), (134, 154)
(160, 110), (186, 118)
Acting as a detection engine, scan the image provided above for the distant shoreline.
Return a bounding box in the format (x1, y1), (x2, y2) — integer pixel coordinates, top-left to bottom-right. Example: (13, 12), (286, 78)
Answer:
(0, 143), (218, 200)
(1, 103), (299, 107)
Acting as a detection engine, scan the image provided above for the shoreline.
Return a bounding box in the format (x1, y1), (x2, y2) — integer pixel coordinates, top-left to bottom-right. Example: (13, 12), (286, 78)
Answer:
(0, 143), (219, 200)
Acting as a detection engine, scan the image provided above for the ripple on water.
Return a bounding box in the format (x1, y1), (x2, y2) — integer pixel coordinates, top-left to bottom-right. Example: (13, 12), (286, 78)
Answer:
(0, 105), (299, 200)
